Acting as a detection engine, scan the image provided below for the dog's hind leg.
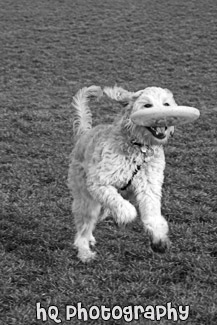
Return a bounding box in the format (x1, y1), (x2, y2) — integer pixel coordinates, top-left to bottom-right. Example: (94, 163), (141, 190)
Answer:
(73, 197), (101, 262)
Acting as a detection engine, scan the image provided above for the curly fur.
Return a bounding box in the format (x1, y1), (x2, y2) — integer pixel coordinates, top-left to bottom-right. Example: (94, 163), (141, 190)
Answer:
(68, 85), (176, 262)
(72, 85), (103, 138)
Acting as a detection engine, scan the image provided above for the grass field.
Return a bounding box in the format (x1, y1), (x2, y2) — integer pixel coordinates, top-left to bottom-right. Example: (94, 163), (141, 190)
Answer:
(1, 0), (217, 324)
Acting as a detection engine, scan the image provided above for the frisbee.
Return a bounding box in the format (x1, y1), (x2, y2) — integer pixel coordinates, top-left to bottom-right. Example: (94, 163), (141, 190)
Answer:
(130, 106), (200, 127)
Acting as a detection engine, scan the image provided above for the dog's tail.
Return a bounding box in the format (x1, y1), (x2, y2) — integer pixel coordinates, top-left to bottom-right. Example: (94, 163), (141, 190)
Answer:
(72, 85), (103, 137)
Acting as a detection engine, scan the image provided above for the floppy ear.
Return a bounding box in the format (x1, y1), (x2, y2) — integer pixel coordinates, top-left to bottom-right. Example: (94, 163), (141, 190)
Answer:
(103, 86), (132, 103)
(103, 86), (143, 107)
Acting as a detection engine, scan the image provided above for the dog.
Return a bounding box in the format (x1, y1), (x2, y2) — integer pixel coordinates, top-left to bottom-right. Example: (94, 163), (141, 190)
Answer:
(68, 85), (175, 262)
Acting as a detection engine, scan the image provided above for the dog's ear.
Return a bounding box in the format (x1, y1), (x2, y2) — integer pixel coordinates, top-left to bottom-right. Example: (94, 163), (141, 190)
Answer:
(103, 86), (132, 102)
(132, 89), (145, 98)
(103, 86), (143, 107)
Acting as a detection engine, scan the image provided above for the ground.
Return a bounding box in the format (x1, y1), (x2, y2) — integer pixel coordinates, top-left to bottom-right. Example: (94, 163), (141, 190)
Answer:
(0, 0), (217, 324)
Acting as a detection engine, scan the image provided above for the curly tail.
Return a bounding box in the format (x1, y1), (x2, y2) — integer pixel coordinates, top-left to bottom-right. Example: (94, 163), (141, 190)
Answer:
(72, 85), (103, 137)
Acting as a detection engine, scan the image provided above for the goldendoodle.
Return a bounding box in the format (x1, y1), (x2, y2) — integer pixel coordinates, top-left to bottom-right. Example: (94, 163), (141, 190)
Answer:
(68, 85), (175, 262)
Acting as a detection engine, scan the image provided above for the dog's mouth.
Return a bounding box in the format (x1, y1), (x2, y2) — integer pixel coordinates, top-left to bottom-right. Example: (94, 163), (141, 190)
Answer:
(146, 126), (167, 139)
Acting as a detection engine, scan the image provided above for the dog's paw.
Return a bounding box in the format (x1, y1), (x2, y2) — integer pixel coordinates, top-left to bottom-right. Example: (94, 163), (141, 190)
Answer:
(143, 216), (170, 253)
(117, 201), (137, 224)
(144, 217), (169, 240)
(151, 237), (171, 254)
(77, 249), (96, 263)
(74, 236), (96, 262)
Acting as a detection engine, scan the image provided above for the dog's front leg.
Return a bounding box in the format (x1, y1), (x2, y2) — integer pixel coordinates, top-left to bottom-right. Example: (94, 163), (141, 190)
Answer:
(87, 183), (137, 224)
(132, 165), (170, 253)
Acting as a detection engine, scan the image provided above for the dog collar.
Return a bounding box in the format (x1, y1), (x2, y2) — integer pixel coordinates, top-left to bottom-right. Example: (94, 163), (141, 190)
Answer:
(130, 140), (155, 159)
(120, 142), (154, 191)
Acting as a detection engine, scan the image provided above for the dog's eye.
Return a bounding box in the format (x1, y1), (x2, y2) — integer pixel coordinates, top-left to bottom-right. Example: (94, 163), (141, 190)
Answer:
(144, 103), (152, 108)
(164, 103), (170, 106)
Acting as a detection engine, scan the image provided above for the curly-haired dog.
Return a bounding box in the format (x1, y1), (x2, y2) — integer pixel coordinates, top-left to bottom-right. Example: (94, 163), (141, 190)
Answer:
(68, 85), (175, 262)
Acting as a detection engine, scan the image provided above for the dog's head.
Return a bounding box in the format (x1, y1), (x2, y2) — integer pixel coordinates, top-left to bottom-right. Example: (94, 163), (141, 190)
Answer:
(104, 86), (175, 145)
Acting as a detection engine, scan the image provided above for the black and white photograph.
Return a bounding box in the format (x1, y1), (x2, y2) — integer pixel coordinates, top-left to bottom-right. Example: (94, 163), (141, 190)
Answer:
(1, 0), (217, 324)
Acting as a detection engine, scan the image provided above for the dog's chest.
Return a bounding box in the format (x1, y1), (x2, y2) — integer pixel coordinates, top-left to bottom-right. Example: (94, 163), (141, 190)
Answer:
(115, 146), (154, 189)
(122, 143), (155, 165)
